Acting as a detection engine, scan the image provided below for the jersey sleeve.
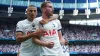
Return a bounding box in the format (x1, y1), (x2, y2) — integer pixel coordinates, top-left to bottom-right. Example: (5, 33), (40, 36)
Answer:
(56, 19), (62, 31)
(16, 21), (23, 32)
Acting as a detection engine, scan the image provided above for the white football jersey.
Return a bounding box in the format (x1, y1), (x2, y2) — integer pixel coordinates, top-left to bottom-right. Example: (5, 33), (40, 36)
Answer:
(34, 17), (65, 56)
(16, 19), (40, 56)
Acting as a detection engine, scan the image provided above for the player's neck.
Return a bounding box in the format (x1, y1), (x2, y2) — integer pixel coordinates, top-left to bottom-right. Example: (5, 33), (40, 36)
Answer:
(42, 13), (51, 19)
(27, 18), (34, 22)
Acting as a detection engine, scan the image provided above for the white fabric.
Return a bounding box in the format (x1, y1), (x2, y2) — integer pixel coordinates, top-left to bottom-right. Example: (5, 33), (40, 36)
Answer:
(16, 19), (40, 56)
(34, 17), (65, 56)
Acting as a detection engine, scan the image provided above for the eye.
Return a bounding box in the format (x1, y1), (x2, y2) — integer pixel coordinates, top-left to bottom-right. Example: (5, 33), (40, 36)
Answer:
(29, 10), (33, 12)
(49, 6), (52, 8)
(34, 10), (36, 12)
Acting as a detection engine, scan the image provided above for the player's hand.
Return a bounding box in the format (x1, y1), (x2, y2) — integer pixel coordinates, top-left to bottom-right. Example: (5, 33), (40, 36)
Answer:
(39, 14), (58, 25)
(48, 14), (58, 22)
(49, 14), (58, 21)
(34, 29), (45, 36)
(45, 42), (54, 48)
(64, 40), (68, 45)
(51, 14), (59, 20)
(60, 39), (68, 45)
(39, 19), (49, 25)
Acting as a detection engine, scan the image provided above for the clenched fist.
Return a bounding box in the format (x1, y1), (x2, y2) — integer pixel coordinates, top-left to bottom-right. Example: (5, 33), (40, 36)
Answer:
(45, 42), (54, 48)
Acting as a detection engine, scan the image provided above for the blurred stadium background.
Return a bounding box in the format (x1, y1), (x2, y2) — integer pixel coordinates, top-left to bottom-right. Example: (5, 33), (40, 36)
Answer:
(0, 0), (100, 56)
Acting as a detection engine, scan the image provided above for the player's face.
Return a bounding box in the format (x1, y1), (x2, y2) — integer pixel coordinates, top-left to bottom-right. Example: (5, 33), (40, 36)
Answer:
(26, 7), (37, 21)
(44, 3), (54, 16)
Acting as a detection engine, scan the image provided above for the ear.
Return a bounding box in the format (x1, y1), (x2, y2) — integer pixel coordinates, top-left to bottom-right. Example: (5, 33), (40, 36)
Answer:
(42, 8), (46, 12)
(25, 9), (27, 14)
(25, 11), (27, 14)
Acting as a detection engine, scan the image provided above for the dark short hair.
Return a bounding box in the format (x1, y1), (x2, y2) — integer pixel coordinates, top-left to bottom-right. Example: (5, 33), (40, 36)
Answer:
(26, 5), (36, 11)
(41, 1), (52, 9)
(28, 5), (36, 8)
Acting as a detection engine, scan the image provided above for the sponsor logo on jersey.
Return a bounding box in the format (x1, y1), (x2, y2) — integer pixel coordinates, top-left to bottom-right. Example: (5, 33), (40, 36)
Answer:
(32, 23), (35, 27)
(43, 29), (56, 36)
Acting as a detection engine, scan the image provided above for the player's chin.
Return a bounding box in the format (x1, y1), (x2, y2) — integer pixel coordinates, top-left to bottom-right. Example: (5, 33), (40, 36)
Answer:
(31, 16), (35, 19)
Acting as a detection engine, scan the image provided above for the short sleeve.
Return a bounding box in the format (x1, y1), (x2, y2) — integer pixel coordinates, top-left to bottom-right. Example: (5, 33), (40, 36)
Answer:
(16, 21), (23, 32)
(56, 19), (62, 31)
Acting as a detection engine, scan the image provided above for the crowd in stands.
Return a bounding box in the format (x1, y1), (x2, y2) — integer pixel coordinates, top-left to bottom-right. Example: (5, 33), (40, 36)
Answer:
(0, 44), (99, 54)
(0, 23), (100, 54)
(62, 24), (100, 40)
(0, 22), (100, 41)
(69, 44), (100, 53)
(0, 44), (19, 53)
(0, 24), (16, 40)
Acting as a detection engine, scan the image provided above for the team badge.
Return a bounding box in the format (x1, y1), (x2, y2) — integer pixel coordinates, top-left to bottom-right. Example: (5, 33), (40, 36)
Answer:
(32, 23), (35, 27)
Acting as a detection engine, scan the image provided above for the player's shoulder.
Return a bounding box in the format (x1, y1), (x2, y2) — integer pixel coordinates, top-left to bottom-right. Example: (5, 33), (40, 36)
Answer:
(54, 19), (61, 24)
(17, 19), (27, 24)
(33, 16), (42, 22)
(55, 19), (60, 22)
(35, 16), (42, 20)
(55, 19), (59, 21)
(18, 19), (26, 23)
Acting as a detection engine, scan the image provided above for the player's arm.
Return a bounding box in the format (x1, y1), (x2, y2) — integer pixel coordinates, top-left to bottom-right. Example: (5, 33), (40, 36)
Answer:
(16, 21), (43, 42)
(16, 29), (43, 42)
(40, 14), (58, 24)
(32, 36), (54, 48)
(57, 20), (68, 45)
(58, 30), (68, 45)
(49, 14), (59, 21)
(16, 32), (34, 42)
(33, 19), (54, 48)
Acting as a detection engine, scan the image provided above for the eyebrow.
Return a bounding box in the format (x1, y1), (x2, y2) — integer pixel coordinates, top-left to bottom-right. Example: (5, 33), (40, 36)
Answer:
(29, 9), (36, 11)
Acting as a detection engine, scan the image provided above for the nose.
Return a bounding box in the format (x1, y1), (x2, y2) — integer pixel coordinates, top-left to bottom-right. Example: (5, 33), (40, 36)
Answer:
(32, 11), (34, 14)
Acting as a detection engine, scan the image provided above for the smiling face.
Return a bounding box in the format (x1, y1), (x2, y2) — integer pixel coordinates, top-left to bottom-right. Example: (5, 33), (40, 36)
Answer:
(26, 5), (37, 21)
